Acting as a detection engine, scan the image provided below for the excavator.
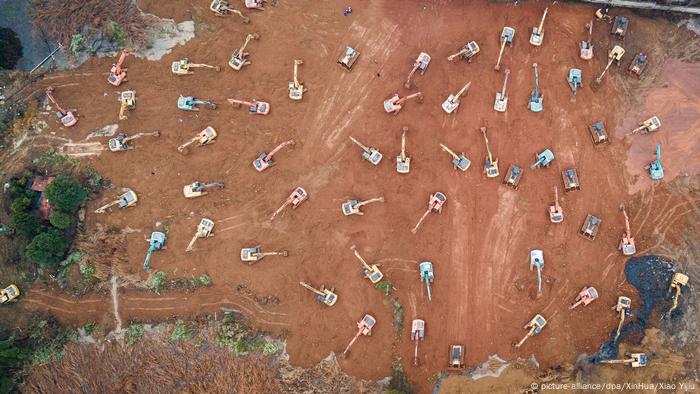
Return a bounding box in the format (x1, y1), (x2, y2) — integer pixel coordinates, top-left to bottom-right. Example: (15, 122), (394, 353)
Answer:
(94, 189), (138, 213)
(494, 69), (509, 112)
(595, 45), (625, 84)
(600, 353), (648, 368)
(562, 168), (581, 192)
(529, 63), (543, 113)
(448, 345), (465, 370)
(529, 7), (548, 46)
(440, 143), (471, 172)
(108, 131), (160, 152)
(178, 126), (217, 153)
(210, 0), (250, 23)
(611, 16), (629, 39)
(351, 244), (383, 284)
(299, 281), (338, 306)
(503, 164), (523, 189)
(411, 319), (425, 366)
(619, 204), (636, 255)
(549, 186), (563, 223)
(384, 92), (423, 114)
(628, 116), (661, 136)
(288, 60), (306, 100)
(178, 95), (217, 111)
(186, 218), (215, 252)
(337, 46), (360, 72)
(419, 261), (434, 301)
(107, 49), (132, 87)
(45, 87), (77, 127)
(243, 0), (265, 9)
(396, 127), (411, 174)
(342, 197), (384, 216)
(648, 144), (664, 180)
(447, 41), (480, 62)
(411, 192), (447, 234)
(494, 27), (515, 71)
(0, 225), (14, 235)
(580, 214), (602, 240)
(569, 286), (599, 309)
(515, 314), (547, 348)
(143, 231), (166, 270)
(441, 82), (471, 114)
(530, 249), (544, 297)
(227, 96), (270, 115)
(183, 181), (224, 198)
(580, 21), (594, 60)
(404, 52), (431, 88)
(628, 52), (648, 77)
(567, 68), (583, 97)
(612, 296), (631, 342)
(253, 140), (295, 171)
(667, 272), (689, 315)
(240, 245), (288, 263)
(229, 33), (259, 70)
(531, 148), (554, 169)
(480, 127), (499, 178)
(171, 58), (220, 75)
(589, 121), (609, 145)
(342, 314), (376, 358)
(270, 187), (307, 221)
(349, 136), (383, 165)
(118, 90), (136, 120)
(0, 284), (20, 304)
(595, 7), (612, 23)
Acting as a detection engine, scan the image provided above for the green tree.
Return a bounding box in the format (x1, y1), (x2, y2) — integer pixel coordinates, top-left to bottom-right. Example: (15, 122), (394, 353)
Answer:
(0, 336), (30, 393)
(49, 210), (71, 230)
(11, 211), (40, 238)
(44, 175), (87, 214)
(25, 229), (69, 268)
(10, 196), (32, 215)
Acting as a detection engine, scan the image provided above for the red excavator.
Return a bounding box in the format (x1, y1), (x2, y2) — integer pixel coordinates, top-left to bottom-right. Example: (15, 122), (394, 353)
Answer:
(228, 96), (270, 115)
(342, 314), (376, 358)
(45, 87), (77, 127)
(411, 319), (425, 366)
(108, 49), (132, 87)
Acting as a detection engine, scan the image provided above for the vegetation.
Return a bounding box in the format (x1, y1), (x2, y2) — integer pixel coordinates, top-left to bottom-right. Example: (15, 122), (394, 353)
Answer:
(189, 273), (212, 288)
(148, 271), (167, 294)
(24, 229), (69, 268)
(125, 324), (145, 347)
(375, 280), (393, 296)
(214, 315), (277, 357)
(170, 323), (193, 342)
(0, 337), (31, 393)
(392, 298), (404, 336)
(48, 210), (71, 230)
(0, 27), (23, 70)
(69, 33), (84, 54)
(104, 20), (127, 47)
(44, 175), (87, 214)
(386, 363), (410, 394)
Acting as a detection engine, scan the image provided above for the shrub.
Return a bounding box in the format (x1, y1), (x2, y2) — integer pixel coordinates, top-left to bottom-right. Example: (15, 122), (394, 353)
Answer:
(44, 175), (87, 214)
(125, 324), (144, 347)
(49, 210), (71, 230)
(170, 323), (193, 342)
(69, 34), (84, 54)
(10, 195), (32, 215)
(25, 229), (69, 268)
(148, 271), (167, 294)
(11, 211), (40, 238)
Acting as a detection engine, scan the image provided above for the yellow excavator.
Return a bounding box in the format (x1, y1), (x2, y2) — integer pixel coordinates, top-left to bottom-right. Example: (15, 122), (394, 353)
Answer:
(612, 296), (631, 342)
(108, 131), (160, 152)
(1, 284), (20, 304)
(480, 127), (499, 177)
(229, 33), (259, 71)
(515, 314), (547, 348)
(299, 281), (338, 306)
(595, 45), (625, 84)
(210, 0), (250, 23)
(186, 218), (215, 252)
(178, 127), (217, 153)
(288, 59), (306, 100)
(667, 272), (689, 315)
(118, 90), (136, 120)
(171, 58), (220, 75)
(350, 244), (383, 284)
(94, 189), (138, 213)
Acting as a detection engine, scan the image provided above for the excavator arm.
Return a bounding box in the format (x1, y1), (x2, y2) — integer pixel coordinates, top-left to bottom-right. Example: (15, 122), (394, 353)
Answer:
(447, 48), (468, 61)
(440, 144), (460, 161)
(355, 197), (384, 209)
(119, 101), (128, 120)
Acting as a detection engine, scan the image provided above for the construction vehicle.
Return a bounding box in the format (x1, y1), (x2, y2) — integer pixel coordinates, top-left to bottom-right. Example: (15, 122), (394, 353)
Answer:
(396, 127), (411, 174)
(480, 127), (499, 178)
(0, 284), (20, 304)
(177, 96), (217, 111)
(342, 314), (376, 358)
(45, 87), (77, 127)
(210, 0), (250, 22)
(515, 314), (547, 348)
(299, 281), (337, 306)
(229, 33), (258, 70)
(648, 144), (664, 180)
(495, 27), (515, 71)
(549, 186), (563, 223)
(171, 58), (220, 75)
(667, 272), (689, 315)
(589, 121), (609, 145)
(178, 126), (217, 153)
(441, 82), (471, 114)
(227, 96), (270, 115)
(531, 149), (554, 169)
(337, 46), (360, 71)
(494, 70), (509, 112)
(447, 41), (480, 62)
(183, 181), (224, 198)
(419, 261), (434, 301)
(611, 16), (629, 38)
(243, 0), (265, 9)
(143, 231), (166, 270)
(94, 189), (138, 213)
(269, 187), (307, 221)
(351, 244), (383, 284)
(240, 245), (288, 263)
(530, 8), (548, 46)
(629, 116), (661, 136)
(569, 286), (599, 309)
(600, 353), (648, 368)
(595, 7), (612, 23)
(530, 249), (545, 297)
(118, 90), (136, 120)
(580, 21), (594, 60)
(619, 204), (636, 255)
(440, 143), (471, 172)
(186, 218), (215, 252)
(503, 165), (523, 189)
(580, 214), (602, 240)
(411, 319), (425, 366)
(448, 345), (465, 370)
(562, 168), (580, 192)
(289, 60), (306, 100)
(107, 49), (132, 87)
(108, 131), (160, 152)
(612, 296), (632, 342)
(0, 225), (14, 235)
(405, 52), (431, 88)
(529, 63), (544, 112)
(384, 92), (423, 114)
(254, 140), (295, 171)
(568, 69), (583, 97)
(595, 45), (625, 84)
(349, 136), (383, 165)
(342, 197), (384, 216)
(628, 52), (648, 77)
(411, 192), (447, 234)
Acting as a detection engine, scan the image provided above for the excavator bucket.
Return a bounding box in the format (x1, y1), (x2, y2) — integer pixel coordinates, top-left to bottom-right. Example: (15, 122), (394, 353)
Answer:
(338, 46), (360, 71)
(503, 164), (523, 189)
(562, 168), (581, 192)
(579, 214), (602, 240)
(589, 121), (609, 145)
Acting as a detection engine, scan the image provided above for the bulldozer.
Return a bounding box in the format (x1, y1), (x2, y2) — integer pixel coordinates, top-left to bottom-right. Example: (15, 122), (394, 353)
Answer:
(229, 33), (259, 70)
(612, 296), (631, 342)
(411, 319), (426, 366)
(611, 16), (629, 39)
(595, 45), (625, 84)
(396, 127), (411, 174)
(480, 127), (499, 178)
(667, 272), (689, 315)
(530, 249), (545, 297)
(178, 126), (217, 153)
(108, 131), (160, 152)
(448, 345), (465, 371)
(210, 0), (250, 22)
(529, 63), (544, 112)
(240, 245), (288, 263)
(384, 92), (423, 114)
(567, 68), (583, 97)
(227, 97), (270, 115)
(351, 244), (383, 284)
(0, 284), (20, 304)
(299, 281), (337, 306)
(600, 353), (648, 368)
(342, 197), (384, 216)
(45, 87), (77, 127)
(289, 60), (306, 100)
(349, 136), (383, 165)
(171, 58), (220, 75)
(648, 144), (664, 180)
(183, 181), (224, 198)
(270, 187), (307, 221)
(628, 52), (648, 77)
(589, 121), (609, 145)
(441, 82), (471, 114)
(419, 261), (434, 301)
(118, 90), (136, 121)
(562, 168), (580, 192)
(186, 218), (215, 252)
(337, 46), (360, 71)
(143, 231), (166, 270)
(254, 140), (295, 171)
(178, 96), (217, 111)
(529, 7), (548, 46)
(494, 27), (515, 71)
(94, 189), (138, 213)
(531, 148), (554, 169)
(628, 116), (661, 136)
(580, 214), (602, 240)
(569, 286), (599, 309)
(411, 192), (447, 234)
(515, 314), (547, 348)
(243, 0), (265, 9)
(440, 143), (471, 172)
(549, 186), (563, 223)
(580, 21), (594, 60)
(405, 52), (431, 88)
(619, 204), (636, 255)
(108, 49), (132, 87)
(494, 69), (510, 112)
(503, 164), (523, 189)
(342, 314), (376, 358)
(447, 41), (480, 62)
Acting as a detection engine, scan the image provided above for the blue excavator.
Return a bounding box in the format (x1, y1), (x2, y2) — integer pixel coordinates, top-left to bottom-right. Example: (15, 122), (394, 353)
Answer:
(177, 96), (217, 111)
(648, 144), (664, 180)
(529, 63), (543, 112)
(419, 261), (434, 301)
(143, 231), (166, 270)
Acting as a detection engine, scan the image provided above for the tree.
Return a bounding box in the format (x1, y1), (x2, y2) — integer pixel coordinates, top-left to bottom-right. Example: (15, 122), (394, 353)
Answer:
(10, 211), (40, 239)
(49, 210), (71, 230)
(25, 229), (69, 268)
(0, 337), (30, 393)
(44, 175), (87, 214)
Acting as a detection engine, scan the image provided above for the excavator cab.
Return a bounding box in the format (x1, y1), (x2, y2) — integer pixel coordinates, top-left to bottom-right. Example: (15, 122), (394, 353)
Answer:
(611, 16), (628, 38)
(503, 164), (523, 189)
(183, 181), (224, 198)
(570, 286), (599, 309)
(589, 121), (609, 145)
(448, 345), (465, 370)
(562, 168), (581, 192)
(628, 52), (648, 77)
(244, 0), (265, 9)
(531, 149), (554, 169)
(338, 46), (360, 72)
(580, 214), (602, 240)
(0, 284), (20, 304)
(118, 90), (136, 120)
(94, 189), (138, 213)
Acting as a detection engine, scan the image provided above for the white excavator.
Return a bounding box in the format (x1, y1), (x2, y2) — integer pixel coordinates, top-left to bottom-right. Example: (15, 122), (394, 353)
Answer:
(108, 131), (160, 152)
(480, 127), (499, 177)
(288, 60), (306, 100)
(183, 181), (225, 198)
(440, 143), (470, 172)
(595, 45), (625, 84)
(186, 218), (215, 252)
(383, 92), (423, 115)
(342, 197), (384, 216)
(447, 41), (480, 62)
(349, 136), (383, 165)
(299, 281), (338, 306)
(442, 82), (471, 114)
(240, 245), (288, 264)
(171, 58), (220, 75)
(600, 353), (648, 368)
(396, 127), (411, 174)
(494, 69), (510, 112)
(178, 127), (217, 153)
(494, 27), (515, 71)
(411, 319), (425, 366)
(529, 7), (548, 46)
(94, 189), (138, 213)
(612, 296), (631, 342)
(210, 0), (250, 23)
(404, 52), (431, 88)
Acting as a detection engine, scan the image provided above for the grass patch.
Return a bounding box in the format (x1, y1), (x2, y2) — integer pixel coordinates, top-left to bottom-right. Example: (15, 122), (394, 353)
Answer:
(392, 298), (404, 336)
(375, 280), (392, 296)
(170, 323), (193, 342)
(125, 324), (144, 347)
(148, 271), (167, 294)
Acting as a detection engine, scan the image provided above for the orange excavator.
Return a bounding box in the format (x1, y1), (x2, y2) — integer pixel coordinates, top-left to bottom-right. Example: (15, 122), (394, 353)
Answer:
(619, 204), (636, 255)
(411, 319), (425, 366)
(108, 49), (132, 87)
(383, 92), (423, 115)
(342, 314), (376, 358)
(270, 187), (307, 221)
(243, 0), (265, 10)
(45, 87), (77, 127)
(210, 1), (250, 22)
(228, 96), (270, 115)
(549, 186), (563, 223)
(411, 192), (447, 234)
